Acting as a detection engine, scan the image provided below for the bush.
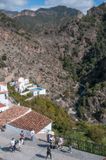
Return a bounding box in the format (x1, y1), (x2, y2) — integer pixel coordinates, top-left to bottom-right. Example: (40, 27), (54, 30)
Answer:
(87, 126), (105, 143)
(76, 122), (106, 144)
(8, 85), (75, 135)
(2, 54), (7, 61)
(0, 59), (6, 68)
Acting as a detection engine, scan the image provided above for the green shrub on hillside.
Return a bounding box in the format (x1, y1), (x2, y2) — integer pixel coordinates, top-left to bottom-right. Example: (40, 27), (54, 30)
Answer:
(8, 85), (74, 135)
(77, 122), (106, 144)
(8, 85), (106, 144)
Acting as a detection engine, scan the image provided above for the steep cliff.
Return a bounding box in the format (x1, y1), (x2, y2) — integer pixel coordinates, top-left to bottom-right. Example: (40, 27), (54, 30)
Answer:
(0, 4), (106, 122)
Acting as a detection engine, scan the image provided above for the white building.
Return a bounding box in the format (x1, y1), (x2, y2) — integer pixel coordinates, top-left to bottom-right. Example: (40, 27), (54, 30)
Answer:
(0, 82), (9, 112)
(16, 77), (46, 97)
(30, 87), (46, 96)
(0, 106), (52, 139)
(16, 77), (32, 93)
(17, 77), (26, 93)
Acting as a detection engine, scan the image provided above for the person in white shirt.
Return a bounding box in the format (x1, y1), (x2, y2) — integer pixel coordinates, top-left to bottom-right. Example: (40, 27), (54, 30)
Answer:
(30, 130), (35, 141)
(10, 138), (15, 151)
(58, 137), (64, 150)
(50, 136), (55, 149)
(17, 138), (23, 151)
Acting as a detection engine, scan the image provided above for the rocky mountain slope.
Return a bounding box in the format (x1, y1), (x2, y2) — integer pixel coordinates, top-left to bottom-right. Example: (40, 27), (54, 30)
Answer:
(0, 4), (106, 123)
(0, 10), (18, 17)
(14, 6), (83, 34)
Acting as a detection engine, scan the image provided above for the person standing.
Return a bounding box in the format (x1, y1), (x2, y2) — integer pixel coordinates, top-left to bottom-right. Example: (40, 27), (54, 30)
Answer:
(58, 137), (64, 150)
(46, 145), (52, 159)
(47, 131), (50, 142)
(10, 138), (15, 152)
(50, 135), (55, 149)
(20, 130), (25, 144)
(30, 130), (35, 141)
(17, 138), (23, 151)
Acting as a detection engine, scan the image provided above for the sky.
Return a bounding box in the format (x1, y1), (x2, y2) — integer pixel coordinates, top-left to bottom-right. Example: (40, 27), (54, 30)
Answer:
(0, 0), (105, 13)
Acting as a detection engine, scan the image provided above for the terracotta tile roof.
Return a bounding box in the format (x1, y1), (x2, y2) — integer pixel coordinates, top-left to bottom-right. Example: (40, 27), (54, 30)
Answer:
(0, 119), (6, 127)
(0, 82), (7, 86)
(0, 91), (8, 94)
(10, 111), (52, 133)
(0, 103), (5, 108)
(0, 105), (30, 126)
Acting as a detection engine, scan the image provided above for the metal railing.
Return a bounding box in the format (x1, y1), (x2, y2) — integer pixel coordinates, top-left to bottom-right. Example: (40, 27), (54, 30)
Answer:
(65, 137), (106, 156)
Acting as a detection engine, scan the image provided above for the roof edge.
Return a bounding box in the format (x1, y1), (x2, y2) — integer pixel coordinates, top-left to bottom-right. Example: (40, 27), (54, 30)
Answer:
(8, 107), (32, 124)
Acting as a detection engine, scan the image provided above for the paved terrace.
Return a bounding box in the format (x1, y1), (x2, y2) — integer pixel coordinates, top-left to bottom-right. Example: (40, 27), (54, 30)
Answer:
(0, 130), (105, 160)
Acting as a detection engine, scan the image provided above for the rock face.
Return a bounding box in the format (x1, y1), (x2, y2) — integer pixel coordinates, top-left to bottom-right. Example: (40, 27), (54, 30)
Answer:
(1, 6), (83, 18)
(0, 4), (106, 122)
(0, 10), (18, 17)
(0, 25), (73, 100)
(16, 10), (36, 17)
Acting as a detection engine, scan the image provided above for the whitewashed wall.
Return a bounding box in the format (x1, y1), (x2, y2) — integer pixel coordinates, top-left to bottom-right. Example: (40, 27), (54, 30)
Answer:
(0, 94), (8, 105)
(0, 85), (7, 91)
(6, 124), (30, 138)
(39, 89), (46, 95)
(33, 89), (46, 96)
(37, 123), (52, 134)
(6, 122), (52, 139)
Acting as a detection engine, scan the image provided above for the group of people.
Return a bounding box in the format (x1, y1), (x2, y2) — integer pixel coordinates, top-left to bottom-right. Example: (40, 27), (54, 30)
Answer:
(48, 134), (64, 150)
(10, 137), (23, 152)
(46, 134), (72, 159)
(46, 136), (65, 159)
(10, 129), (35, 152)
(46, 135), (64, 159)
(10, 129), (72, 159)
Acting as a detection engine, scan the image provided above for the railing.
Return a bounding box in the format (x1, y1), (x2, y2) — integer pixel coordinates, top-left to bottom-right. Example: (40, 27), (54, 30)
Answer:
(65, 137), (106, 156)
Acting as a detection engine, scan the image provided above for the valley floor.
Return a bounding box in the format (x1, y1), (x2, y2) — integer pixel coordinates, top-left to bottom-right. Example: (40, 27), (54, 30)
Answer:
(0, 130), (105, 160)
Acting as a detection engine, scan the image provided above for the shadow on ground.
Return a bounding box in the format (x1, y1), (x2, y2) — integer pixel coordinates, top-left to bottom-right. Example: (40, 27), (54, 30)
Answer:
(60, 149), (69, 153)
(39, 139), (47, 143)
(1, 147), (11, 152)
(38, 144), (48, 148)
(25, 137), (31, 141)
(36, 154), (46, 159)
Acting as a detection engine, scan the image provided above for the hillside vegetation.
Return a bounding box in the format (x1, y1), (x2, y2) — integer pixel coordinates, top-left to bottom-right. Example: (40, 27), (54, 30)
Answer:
(0, 3), (106, 140)
(8, 85), (106, 145)
(14, 6), (83, 33)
